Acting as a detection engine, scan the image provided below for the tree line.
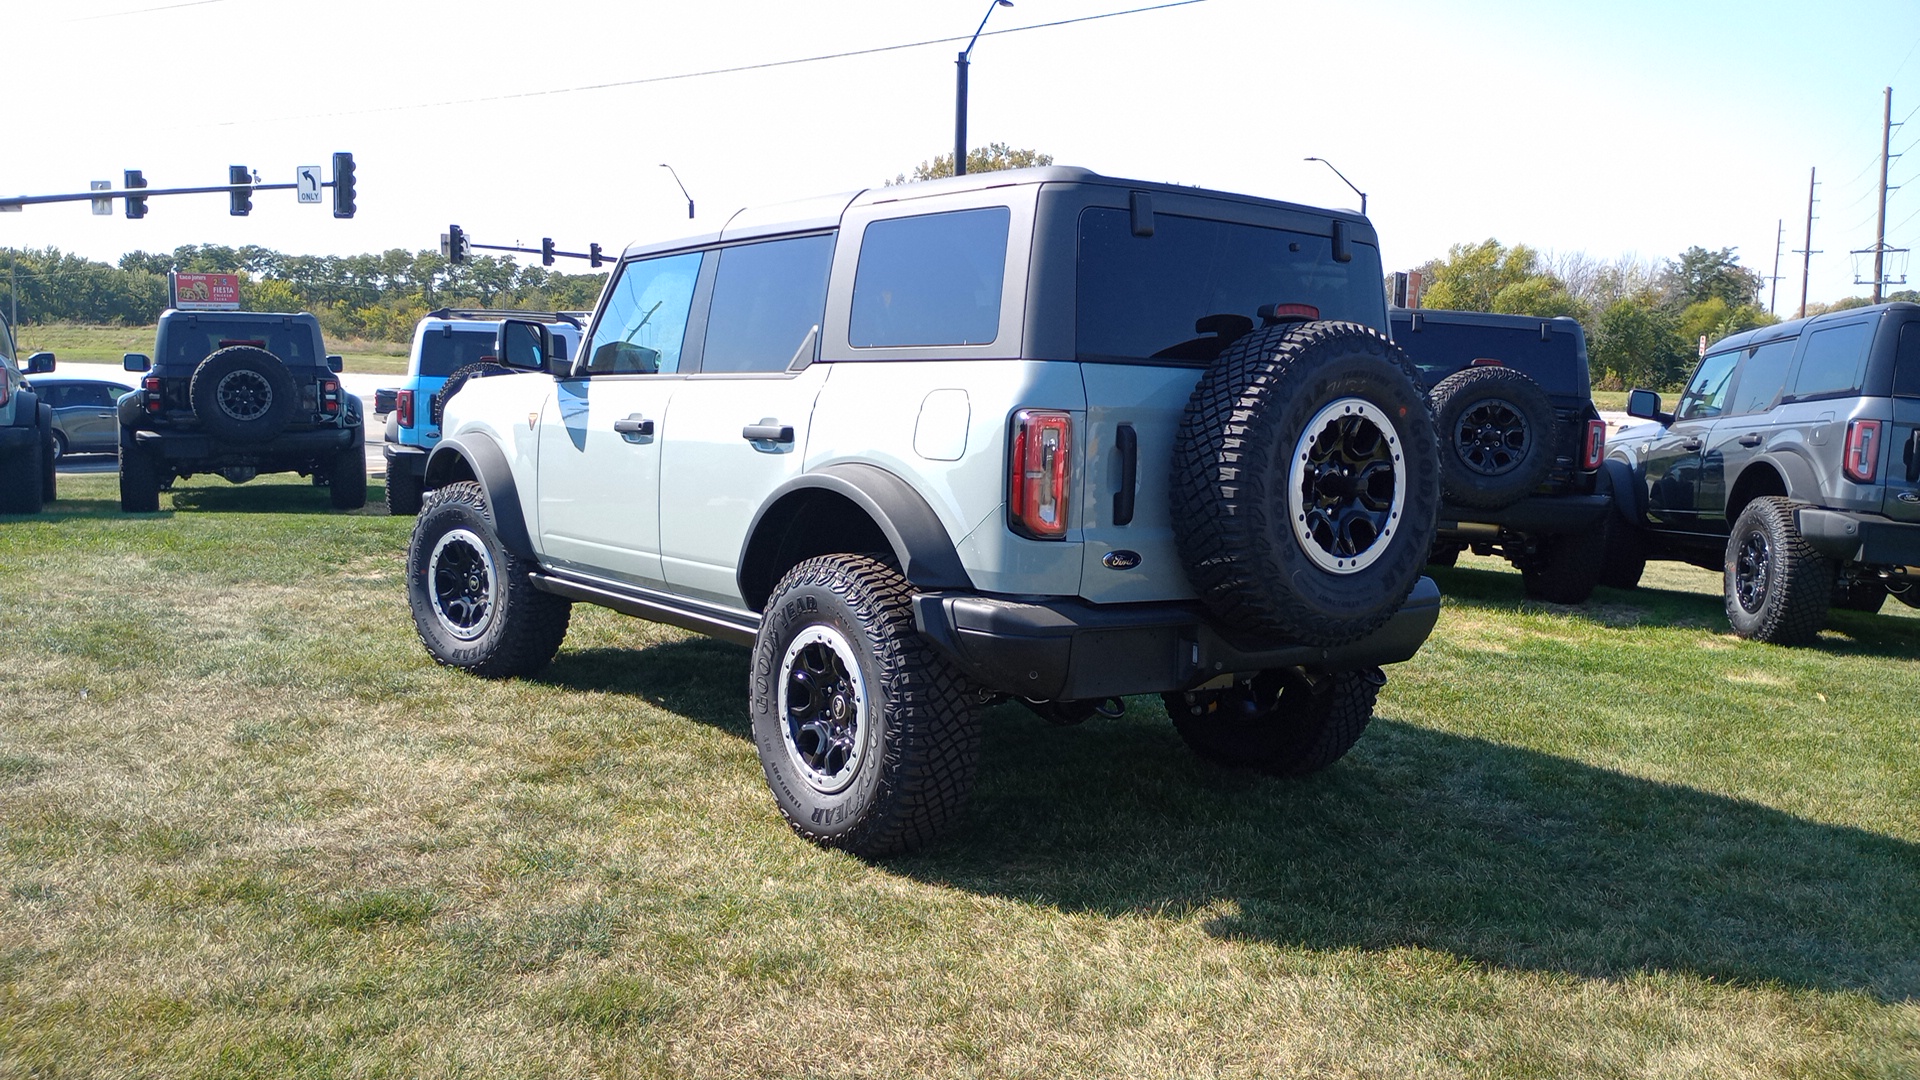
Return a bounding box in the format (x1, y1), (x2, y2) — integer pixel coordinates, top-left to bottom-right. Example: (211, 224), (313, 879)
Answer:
(0, 245), (608, 343)
(1412, 240), (1918, 390)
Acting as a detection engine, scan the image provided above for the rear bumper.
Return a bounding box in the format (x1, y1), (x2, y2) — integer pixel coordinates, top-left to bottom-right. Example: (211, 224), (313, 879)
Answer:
(912, 577), (1441, 701)
(1797, 508), (1920, 566)
(133, 426), (356, 463)
(1438, 493), (1612, 536)
(384, 442), (428, 478)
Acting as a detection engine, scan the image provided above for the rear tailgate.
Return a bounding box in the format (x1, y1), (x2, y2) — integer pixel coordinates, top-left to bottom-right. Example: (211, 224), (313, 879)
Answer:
(1882, 395), (1920, 523)
(1076, 362), (1202, 604)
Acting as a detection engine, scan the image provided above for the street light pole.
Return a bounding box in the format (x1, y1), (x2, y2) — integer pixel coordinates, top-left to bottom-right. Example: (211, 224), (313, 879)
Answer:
(955, 0), (1013, 178)
(1304, 156), (1367, 216)
(658, 164), (694, 219)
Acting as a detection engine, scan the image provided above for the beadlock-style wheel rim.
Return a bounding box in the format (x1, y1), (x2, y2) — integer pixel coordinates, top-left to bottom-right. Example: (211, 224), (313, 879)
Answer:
(778, 625), (869, 796)
(1288, 397), (1406, 574)
(215, 369), (274, 421)
(1734, 531), (1771, 613)
(1453, 397), (1530, 476)
(428, 528), (497, 641)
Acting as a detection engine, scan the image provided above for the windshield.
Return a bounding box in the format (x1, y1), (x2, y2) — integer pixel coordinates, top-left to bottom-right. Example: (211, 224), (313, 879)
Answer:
(1076, 209), (1385, 364)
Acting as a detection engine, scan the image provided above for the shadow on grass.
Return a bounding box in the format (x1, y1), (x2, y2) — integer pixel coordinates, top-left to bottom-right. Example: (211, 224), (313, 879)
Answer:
(541, 637), (1920, 1001)
(163, 479), (386, 517)
(1431, 563), (1920, 660)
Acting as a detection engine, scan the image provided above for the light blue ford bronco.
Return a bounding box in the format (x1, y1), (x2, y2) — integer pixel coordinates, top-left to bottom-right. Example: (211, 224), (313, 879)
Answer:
(406, 167), (1443, 854)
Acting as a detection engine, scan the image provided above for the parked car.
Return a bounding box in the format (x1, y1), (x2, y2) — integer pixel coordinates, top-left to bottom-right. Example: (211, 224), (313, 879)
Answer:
(378, 309), (584, 515)
(0, 308), (57, 513)
(406, 166), (1444, 855)
(118, 309), (365, 512)
(30, 377), (133, 459)
(1391, 308), (1611, 602)
(1606, 300), (1920, 642)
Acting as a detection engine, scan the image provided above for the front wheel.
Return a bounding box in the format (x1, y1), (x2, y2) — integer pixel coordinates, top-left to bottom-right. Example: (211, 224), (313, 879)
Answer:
(407, 480), (571, 677)
(1163, 668), (1383, 776)
(751, 554), (982, 857)
(1724, 497), (1831, 645)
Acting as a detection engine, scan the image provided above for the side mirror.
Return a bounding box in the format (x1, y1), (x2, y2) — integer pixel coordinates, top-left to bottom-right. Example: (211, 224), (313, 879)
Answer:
(124, 353), (152, 372)
(497, 319), (551, 371)
(326, 354), (344, 373)
(24, 351), (55, 374)
(1626, 388), (1671, 424)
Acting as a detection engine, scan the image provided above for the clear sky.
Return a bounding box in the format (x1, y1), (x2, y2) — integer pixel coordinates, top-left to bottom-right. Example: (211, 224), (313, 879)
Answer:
(7, 0), (1919, 312)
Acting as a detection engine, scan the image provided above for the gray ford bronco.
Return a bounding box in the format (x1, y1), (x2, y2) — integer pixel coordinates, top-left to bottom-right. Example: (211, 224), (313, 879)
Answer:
(407, 167), (1443, 854)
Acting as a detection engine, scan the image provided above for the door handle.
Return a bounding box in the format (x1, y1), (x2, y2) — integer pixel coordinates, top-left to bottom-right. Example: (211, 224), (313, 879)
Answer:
(613, 414), (654, 438)
(1737, 433), (1762, 448)
(1680, 438), (1702, 451)
(742, 423), (795, 443)
(1113, 423), (1137, 526)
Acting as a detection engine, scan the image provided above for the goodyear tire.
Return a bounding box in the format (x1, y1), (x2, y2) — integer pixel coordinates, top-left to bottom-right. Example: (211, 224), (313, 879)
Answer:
(1163, 667), (1383, 776)
(751, 554), (982, 857)
(1170, 321), (1439, 646)
(1429, 366), (1556, 510)
(431, 362), (514, 426)
(189, 346), (297, 442)
(1724, 497), (1831, 645)
(408, 480), (571, 677)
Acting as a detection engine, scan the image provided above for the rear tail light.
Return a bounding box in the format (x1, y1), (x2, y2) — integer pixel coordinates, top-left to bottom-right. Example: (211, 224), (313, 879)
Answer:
(320, 378), (341, 415)
(0, 379), (9, 407)
(395, 389), (414, 428)
(1583, 419), (1606, 470)
(1844, 419), (1883, 484)
(143, 376), (162, 415)
(1009, 409), (1073, 540)
(1469, 357), (1506, 367)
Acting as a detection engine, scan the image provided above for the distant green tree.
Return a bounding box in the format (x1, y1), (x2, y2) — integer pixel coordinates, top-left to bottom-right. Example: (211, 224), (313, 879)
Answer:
(1679, 297), (1776, 349)
(890, 143), (1054, 185)
(1664, 246), (1762, 308)
(1590, 296), (1692, 391)
(1420, 239), (1575, 317)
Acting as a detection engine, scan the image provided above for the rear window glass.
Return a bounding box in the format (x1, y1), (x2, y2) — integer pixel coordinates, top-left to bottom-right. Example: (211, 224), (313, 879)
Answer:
(702, 234), (835, 373)
(1077, 209), (1384, 364)
(850, 208), (1008, 348)
(1896, 323), (1920, 399)
(1791, 320), (1873, 400)
(418, 329), (501, 378)
(162, 321), (316, 368)
(1389, 318), (1587, 393)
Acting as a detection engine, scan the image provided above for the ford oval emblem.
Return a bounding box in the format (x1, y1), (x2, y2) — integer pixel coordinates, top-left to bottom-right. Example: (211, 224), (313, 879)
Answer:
(1103, 550), (1142, 570)
(1900, 492), (1920, 504)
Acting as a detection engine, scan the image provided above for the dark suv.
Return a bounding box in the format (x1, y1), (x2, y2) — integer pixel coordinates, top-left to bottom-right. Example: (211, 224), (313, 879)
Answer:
(118, 309), (366, 512)
(1608, 301), (1920, 642)
(1391, 308), (1610, 602)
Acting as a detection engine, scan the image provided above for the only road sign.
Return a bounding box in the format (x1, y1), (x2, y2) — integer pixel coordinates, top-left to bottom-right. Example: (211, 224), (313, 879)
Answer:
(296, 166), (323, 204)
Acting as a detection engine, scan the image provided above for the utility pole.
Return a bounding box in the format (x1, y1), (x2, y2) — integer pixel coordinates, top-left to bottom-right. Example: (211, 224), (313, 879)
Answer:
(1873, 86), (1893, 303)
(1768, 218), (1784, 315)
(1795, 167), (1820, 319)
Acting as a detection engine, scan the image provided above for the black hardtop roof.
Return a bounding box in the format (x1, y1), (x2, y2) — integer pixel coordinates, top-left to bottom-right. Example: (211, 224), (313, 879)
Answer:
(1707, 300), (1920, 354)
(622, 165), (1377, 260)
(1391, 308), (1585, 335)
(425, 307), (587, 328)
(158, 308), (320, 325)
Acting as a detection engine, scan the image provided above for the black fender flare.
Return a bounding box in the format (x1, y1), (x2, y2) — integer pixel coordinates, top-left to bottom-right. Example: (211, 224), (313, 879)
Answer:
(738, 463), (973, 607)
(1745, 452), (1819, 504)
(9, 389), (39, 427)
(424, 434), (535, 560)
(1599, 457), (1645, 526)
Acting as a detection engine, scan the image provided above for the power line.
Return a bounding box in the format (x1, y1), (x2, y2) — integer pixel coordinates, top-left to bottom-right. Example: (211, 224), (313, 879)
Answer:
(59, 0), (229, 23)
(212, 0), (1211, 127)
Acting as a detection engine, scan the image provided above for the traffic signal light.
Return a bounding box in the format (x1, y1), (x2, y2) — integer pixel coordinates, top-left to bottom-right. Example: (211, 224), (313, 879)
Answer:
(444, 224), (468, 264)
(589, 242), (603, 268)
(331, 152), (356, 218)
(124, 169), (147, 218)
(540, 238), (555, 267)
(229, 165), (252, 216)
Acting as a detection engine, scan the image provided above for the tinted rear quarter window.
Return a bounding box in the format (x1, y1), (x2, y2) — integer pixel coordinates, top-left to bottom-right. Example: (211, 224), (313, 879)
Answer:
(1791, 320), (1873, 400)
(418, 330), (501, 378)
(850, 208), (1008, 348)
(1896, 322), (1920, 399)
(701, 234), (836, 373)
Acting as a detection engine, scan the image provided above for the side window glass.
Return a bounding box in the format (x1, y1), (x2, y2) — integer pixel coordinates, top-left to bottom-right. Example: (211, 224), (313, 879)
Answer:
(1895, 323), (1920, 399)
(580, 252), (702, 375)
(1791, 321), (1873, 400)
(1676, 350), (1740, 421)
(700, 234), (835, 374)
(1725, 338), (1795, 416)
(850, 207), (1009, 347)
(40, 385), (66, 408)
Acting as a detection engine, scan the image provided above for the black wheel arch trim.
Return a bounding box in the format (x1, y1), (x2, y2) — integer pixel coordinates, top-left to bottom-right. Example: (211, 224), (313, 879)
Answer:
(1598, 458), (1645, 526)
(424, 434), (536, 560)
(738, 463), (974, 611)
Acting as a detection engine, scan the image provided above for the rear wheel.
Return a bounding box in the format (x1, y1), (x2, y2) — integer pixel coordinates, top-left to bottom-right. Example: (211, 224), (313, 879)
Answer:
(1163, 668), (1383, 776)
(407, 480), (571, 677)
(0, 431), (44, 514)
(751, 554), (982, 856)
(39, 406), (57, 504)
(118, 433), (161, 513)
(386, 465), (424, 516)
(1598, 516), (1648, 590)
(328, 439), (367, 510)
(1724, 497), (1831, 645)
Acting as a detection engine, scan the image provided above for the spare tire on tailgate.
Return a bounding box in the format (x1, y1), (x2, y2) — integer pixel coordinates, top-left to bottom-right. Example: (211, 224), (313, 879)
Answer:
(431, 361), (514, 426)
(1429, 365), (1555, 510)
(1171, 320), (1440, 646)
(190, 346), (297, 442)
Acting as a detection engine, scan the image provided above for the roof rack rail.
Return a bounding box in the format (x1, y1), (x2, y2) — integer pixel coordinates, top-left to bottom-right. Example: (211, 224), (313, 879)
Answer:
(426, 307), (586, 328)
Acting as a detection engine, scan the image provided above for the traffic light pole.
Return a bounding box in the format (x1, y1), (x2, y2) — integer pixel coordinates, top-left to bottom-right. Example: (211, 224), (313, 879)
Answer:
(443, 227), (609, 268)
(0, 180), (307, 209)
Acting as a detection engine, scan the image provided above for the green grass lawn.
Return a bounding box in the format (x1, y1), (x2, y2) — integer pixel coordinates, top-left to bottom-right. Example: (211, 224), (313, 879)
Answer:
(3, 475), (1917, 1078)
(15, 322), (408, 375)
